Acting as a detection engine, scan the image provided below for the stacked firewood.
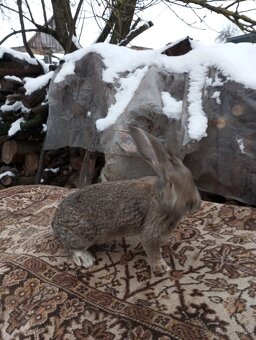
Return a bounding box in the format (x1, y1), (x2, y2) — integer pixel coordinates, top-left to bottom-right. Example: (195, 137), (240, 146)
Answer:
(0, 50), (88, 189)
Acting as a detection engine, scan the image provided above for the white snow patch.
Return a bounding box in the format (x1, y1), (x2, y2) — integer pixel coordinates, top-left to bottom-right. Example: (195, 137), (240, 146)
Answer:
(8, 117), (25, 136)
(0, 171), (15, 180)
(72, 35), (82, 49)
(87, 111), (92, 117)
(1, 100), (30, 113)
(211, 91), (221, 104)
(96, 66), (149, 131)
(212, 75), (224, 87)
(236, 137), (245, 154)
(161, 92), (182, 120)
(44, 167), (60, 173)
(24, 71), (54, 95)
(54, 62), (75, 83)
(0, 46), (38, 65)
(42, 124), (47, 132)
(4, 75), (22, 83)
(205, 77), (213, 87)
(187, 65), (208, 140)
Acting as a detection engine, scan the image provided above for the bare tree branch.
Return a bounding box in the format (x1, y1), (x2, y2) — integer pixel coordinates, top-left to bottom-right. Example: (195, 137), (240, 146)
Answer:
(41, 0), (48, 25)
(24, 0), (35, 23)
(0, 3), (34, 24)
(119, 20), (153, 46)
(96, 10), (116, 42)
(17, 0), (35, 58)
(0, 29), (38, 45)
(164, 0), (256, 33)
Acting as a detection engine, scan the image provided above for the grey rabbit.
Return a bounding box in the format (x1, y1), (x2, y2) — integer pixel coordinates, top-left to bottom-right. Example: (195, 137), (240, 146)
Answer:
(52, 126), (201, 274)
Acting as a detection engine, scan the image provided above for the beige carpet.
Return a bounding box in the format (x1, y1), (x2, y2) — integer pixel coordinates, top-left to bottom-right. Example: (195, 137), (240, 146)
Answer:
(0, 185), (256, 339)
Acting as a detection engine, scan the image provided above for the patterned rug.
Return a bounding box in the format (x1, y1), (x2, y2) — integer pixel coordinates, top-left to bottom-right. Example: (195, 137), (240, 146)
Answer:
(0, 185), (256, 340)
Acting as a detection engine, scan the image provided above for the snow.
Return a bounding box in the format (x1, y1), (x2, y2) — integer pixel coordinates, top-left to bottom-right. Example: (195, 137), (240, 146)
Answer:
(96, 66), (149, 131)
(235, 136), (253, 158)
(44, 167), (60, 173)
(24, 71), (54, 95)
(212, 75), (224, 87)
(186, 65), (208, 140)
(4, 75), (22, 83)
(52, 40), (256, 141)
(211, 91), (221, 104)
(237, 137), (245, 154)
(0, 171), (15, 180)
(54, 62), (75, 83)
(0, 46), (38, 65)
(1, 100), (30, 113)
(161, 92), (182, 120)
(72, 35), (82, 49)
(8, 117), (25, 136)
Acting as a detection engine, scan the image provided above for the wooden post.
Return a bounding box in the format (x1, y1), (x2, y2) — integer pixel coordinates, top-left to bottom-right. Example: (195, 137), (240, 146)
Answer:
(78, 150), (97, 187)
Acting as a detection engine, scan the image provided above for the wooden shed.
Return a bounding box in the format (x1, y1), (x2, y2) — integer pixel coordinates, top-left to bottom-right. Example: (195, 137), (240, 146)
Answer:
(13, 17), (64, 63)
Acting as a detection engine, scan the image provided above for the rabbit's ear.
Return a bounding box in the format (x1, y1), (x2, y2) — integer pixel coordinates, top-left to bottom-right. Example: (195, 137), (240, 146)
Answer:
(129, 126), (170, 177)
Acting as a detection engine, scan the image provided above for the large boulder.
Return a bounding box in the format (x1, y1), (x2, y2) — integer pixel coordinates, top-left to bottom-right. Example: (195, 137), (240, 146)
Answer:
(45, 40), (256, 205)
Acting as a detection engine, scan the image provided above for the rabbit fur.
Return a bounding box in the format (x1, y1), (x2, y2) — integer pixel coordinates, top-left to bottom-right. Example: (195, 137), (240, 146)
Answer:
(52, 126), (201, 275)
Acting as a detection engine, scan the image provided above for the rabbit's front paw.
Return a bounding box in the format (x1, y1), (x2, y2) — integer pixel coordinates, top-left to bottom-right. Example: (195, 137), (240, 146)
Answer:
(151, 259), (170, 275)
(72, 250), (95, 268)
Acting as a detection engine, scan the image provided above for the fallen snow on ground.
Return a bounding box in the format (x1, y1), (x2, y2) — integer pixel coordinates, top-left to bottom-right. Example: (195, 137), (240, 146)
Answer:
(53, 40), (256, 141)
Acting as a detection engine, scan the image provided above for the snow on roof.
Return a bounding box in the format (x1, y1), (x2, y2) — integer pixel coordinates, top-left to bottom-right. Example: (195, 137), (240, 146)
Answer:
(53, 40), (256, 141)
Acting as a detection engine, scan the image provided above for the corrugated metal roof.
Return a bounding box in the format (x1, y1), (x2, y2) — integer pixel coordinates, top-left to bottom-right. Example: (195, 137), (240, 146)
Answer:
(227, 33), (256, 43)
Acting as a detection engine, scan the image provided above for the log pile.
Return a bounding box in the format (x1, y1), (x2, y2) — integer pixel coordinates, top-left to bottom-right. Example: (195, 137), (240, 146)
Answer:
(0, 49), (94, 189)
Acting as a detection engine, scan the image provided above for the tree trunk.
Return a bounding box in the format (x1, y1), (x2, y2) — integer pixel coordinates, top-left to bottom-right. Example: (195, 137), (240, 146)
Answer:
(110, 0), (137, 44)
(51, 0), (78, 53)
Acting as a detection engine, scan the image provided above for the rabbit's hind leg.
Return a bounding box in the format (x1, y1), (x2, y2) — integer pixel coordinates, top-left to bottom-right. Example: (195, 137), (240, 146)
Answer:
(72, 249), (95, 268)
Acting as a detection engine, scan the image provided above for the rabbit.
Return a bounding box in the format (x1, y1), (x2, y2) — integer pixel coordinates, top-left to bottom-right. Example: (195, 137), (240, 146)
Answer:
(52, 126), (201, 275)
